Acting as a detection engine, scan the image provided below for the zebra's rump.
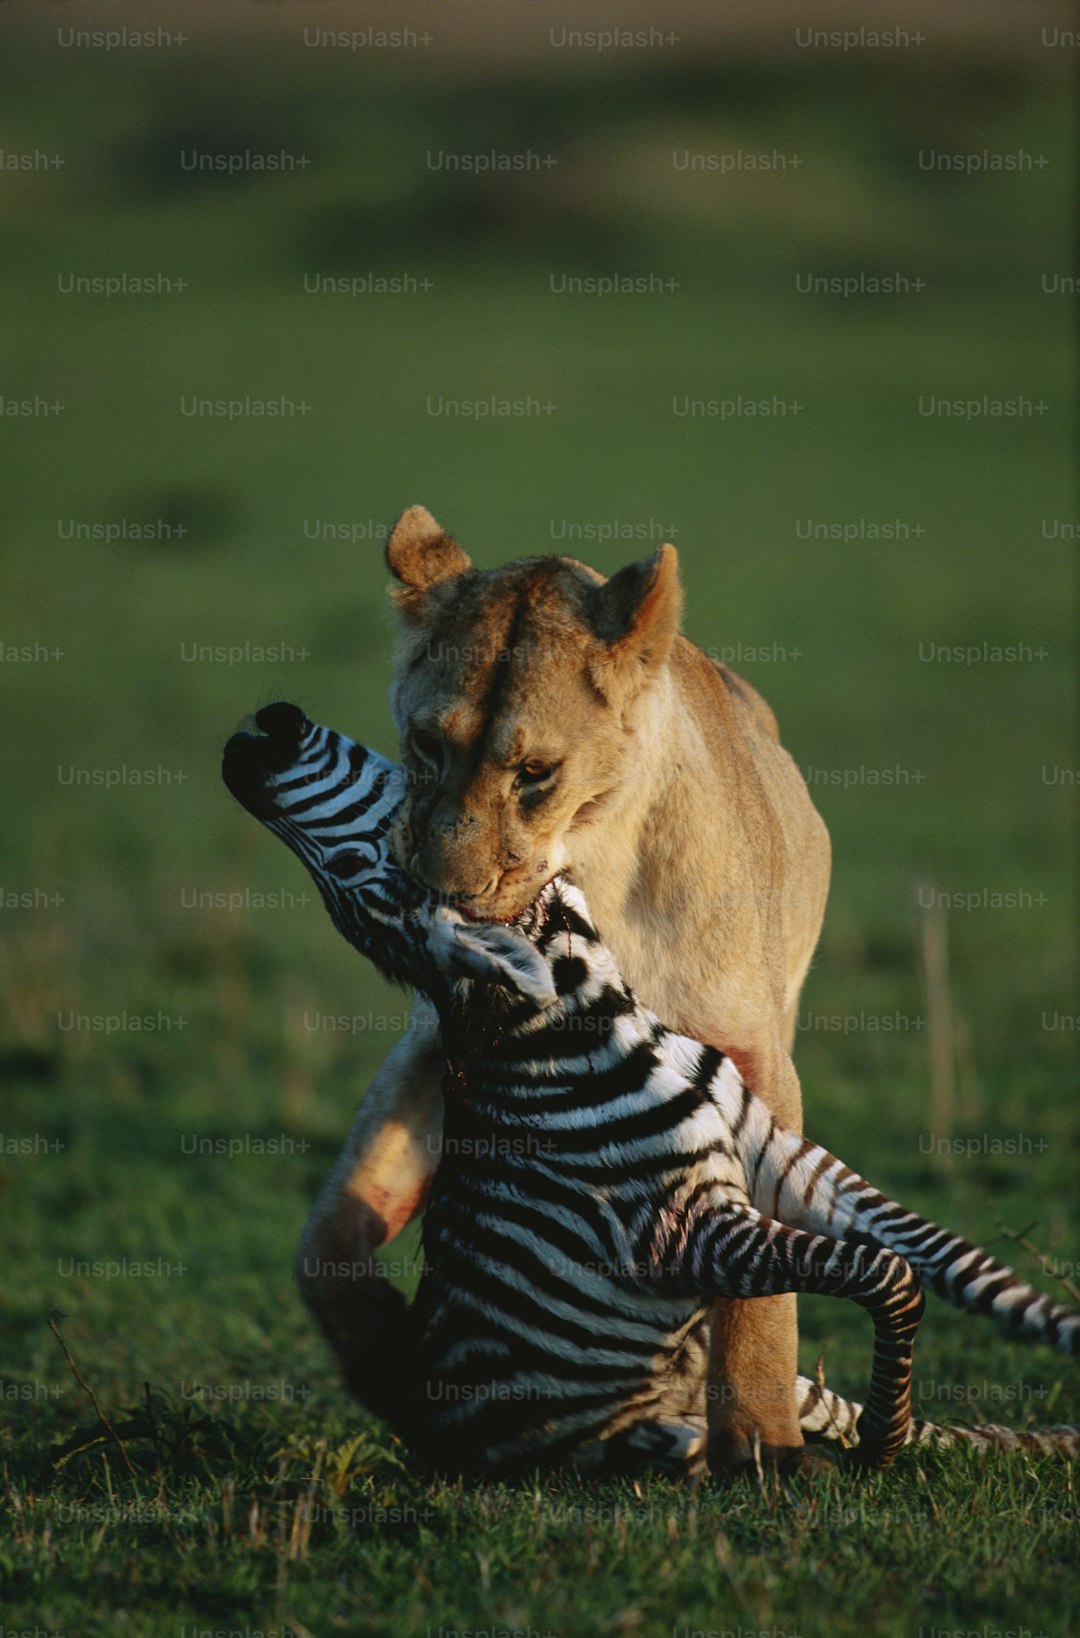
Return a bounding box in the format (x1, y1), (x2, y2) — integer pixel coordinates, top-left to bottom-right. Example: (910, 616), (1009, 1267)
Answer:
(408, 1310), (710, 1477)
(406, 1196), (710, 1476)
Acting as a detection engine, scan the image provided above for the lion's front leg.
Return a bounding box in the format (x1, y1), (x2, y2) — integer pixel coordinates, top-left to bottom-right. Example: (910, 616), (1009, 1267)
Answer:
(704, 1038), (809, 1473)
(295, 999), (444, 1423)
(705, 1293), (807, 1473)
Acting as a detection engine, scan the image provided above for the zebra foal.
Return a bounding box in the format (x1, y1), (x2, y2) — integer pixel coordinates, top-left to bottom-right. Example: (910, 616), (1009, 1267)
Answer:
(223, 703), (1080, 1477)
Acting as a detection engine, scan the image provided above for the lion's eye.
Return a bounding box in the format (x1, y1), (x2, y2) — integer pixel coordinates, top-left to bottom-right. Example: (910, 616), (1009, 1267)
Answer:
(518, 760), (558, 786)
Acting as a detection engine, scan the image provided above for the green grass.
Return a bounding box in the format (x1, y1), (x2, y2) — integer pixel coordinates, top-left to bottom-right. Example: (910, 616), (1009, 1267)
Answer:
(1, 25), (1077, 1638)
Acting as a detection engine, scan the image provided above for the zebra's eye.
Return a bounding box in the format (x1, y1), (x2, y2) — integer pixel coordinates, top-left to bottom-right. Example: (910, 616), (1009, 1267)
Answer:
(326, 850), (371, 879)
(410, 730), (442, 766)
(518, 760), (558, 787)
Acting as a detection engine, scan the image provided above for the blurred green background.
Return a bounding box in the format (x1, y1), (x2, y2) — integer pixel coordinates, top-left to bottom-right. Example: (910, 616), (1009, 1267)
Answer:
(1, 5), (1077, 1634)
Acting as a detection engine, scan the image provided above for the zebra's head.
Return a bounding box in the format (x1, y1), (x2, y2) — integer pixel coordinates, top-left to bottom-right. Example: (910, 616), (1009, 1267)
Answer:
(222, 703), (558, 1010)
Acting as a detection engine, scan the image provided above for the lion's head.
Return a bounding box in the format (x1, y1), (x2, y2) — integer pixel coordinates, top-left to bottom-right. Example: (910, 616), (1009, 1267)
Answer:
(384, 505), (683, 921)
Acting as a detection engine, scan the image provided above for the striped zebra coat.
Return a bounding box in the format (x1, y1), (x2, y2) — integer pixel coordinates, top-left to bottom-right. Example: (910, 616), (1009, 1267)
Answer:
(223, 703), (1080, 1477)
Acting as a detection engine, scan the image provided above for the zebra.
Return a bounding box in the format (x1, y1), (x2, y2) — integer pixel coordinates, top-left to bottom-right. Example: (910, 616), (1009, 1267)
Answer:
(222, 702), (1080, 1477)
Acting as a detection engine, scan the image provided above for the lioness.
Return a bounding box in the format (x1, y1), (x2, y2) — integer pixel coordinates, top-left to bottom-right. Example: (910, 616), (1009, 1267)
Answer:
(297, 505), (830, 1470)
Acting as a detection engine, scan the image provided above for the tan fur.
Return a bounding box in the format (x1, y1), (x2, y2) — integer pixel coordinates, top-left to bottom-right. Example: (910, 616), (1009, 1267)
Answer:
(295, 999), (444, 1359)
(303, 506), (830, 1466)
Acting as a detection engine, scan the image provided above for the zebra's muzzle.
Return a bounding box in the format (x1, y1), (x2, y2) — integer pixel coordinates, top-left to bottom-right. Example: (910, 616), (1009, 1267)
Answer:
(222, 700), (311, 817)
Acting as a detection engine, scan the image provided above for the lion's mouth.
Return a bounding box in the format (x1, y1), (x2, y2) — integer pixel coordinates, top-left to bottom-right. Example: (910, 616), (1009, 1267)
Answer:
(456, 902), (510, 925)
(454, 874), (558, 927)
(404, 846), (556, 927)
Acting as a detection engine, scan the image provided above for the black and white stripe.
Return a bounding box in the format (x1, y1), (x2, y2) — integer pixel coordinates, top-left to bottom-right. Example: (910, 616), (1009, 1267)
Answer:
(224, 705), (1080, 1476)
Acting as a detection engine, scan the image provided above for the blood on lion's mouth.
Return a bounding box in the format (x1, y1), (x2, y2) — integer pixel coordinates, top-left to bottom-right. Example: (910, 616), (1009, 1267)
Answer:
(457, 903), (516, 926)
(455, 873), (558, 927)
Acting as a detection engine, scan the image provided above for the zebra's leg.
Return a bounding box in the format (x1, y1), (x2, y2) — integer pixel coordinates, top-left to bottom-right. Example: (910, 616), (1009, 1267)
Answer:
(650, 1203), (925, 1471)
(865, 1215), (1079, 1357)
(797, 1375), (1080, 1457)
(295, 1001), (444, 1424)
(762, 1133), (1080, 1359)
(796, 1374), (861, 1444)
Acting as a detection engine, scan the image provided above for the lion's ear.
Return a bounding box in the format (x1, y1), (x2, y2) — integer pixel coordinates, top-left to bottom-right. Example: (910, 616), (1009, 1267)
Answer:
(586, 543), (682, 701)
(385, 506), (472, 612)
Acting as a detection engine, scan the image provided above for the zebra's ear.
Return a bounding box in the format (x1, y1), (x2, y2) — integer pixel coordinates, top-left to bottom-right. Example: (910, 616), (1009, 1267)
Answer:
(428, 909), (557, 1008)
